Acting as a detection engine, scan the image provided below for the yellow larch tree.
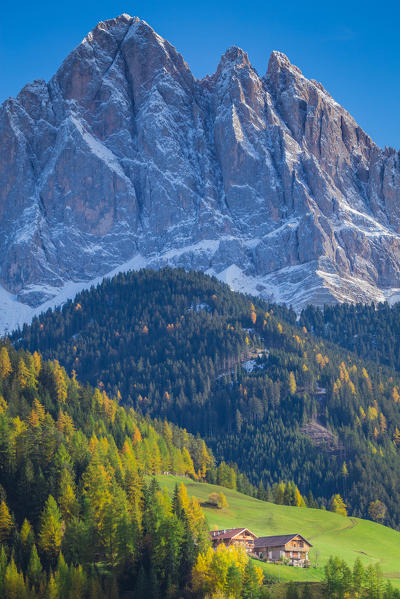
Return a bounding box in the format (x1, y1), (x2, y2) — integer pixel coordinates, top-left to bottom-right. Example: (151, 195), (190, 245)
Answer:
(0, 499), (13, 543)
(393, 427), (400, 446)
(53, 360), (67, 405)
(392, 387), (400, 403)
(0, 396), (8, 414)
(330, 494), (347, 516)
(198, 440), (213, 479)
(0, 347), (12, 379)
(289, 372), (297, 395)
(132, 425), (142, 445)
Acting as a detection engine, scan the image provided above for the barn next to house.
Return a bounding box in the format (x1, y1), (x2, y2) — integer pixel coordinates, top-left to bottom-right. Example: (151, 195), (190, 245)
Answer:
(253, 534), (311, 566)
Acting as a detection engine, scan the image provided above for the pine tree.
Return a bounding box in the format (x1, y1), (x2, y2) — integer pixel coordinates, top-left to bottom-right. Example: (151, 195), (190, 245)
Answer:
(364, 564), (384, 599)
(54, 553), (69, 599)
(38, 496), (63, 566)
(82, 459), (113, 532)
(18, 519), (34, 570)
(352, 557), (365, 594)
(58, 469), (78, 522)
(273, 482), (286, 505)
(242, 557), (262, 598)
(124, 461), (143, 526)
(0, 546), (7, 596)
(27, 544), (42, 590)
(4, 557), (27, 599)
(68, 565), (86, 599)
(324, 556), (352, 598)
(283, 482), (296, 506)
(101, 484), (129, 567)
(225, 563), (242, 598)
(46, 573), (59, 599)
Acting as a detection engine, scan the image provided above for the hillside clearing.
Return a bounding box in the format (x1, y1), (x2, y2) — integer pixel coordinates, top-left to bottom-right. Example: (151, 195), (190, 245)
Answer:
(156, 475), (400, 587)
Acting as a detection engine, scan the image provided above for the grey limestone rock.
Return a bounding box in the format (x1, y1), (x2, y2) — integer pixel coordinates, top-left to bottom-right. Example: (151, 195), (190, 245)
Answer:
(1, 14), (400, 329)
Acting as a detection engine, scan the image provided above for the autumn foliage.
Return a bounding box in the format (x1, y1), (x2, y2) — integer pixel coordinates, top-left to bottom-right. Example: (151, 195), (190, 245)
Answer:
(0, 343), (221, 598)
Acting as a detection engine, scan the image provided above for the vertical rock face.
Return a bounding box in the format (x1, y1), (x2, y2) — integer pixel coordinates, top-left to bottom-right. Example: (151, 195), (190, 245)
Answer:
(1, 14), (400, 327)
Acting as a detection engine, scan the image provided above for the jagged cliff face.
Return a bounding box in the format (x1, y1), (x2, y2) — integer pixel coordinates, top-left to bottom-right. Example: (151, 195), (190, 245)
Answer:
(1, 14), (400, 330)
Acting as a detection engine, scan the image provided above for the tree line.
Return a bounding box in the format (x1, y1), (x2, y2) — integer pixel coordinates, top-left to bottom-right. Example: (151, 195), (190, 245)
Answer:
(10, 268), (400, 528)
(0, 342), (268, 598)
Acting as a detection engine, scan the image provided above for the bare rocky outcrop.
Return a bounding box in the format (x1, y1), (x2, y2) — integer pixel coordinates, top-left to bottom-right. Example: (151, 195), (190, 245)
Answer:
(301, 421), (342, 454)
(1, 14), (400, 329)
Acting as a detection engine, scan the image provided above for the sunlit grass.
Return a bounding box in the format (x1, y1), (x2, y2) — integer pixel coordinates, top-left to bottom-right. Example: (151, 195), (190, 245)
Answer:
(156, 475), (400, 588)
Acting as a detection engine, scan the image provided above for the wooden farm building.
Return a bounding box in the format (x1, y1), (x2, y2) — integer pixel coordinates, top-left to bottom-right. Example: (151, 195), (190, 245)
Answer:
(209, 529), (312, 567)
(253, 534), (311, 567)
(209, 528), (257, 552)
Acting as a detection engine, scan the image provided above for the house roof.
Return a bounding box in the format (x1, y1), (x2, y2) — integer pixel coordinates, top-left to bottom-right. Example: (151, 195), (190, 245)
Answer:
(209, 528), (257, 541)
(254, 534), (312, 548)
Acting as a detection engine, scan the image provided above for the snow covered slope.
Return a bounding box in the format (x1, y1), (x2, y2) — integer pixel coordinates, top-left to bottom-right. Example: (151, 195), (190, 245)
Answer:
(1, 14), (400, 333)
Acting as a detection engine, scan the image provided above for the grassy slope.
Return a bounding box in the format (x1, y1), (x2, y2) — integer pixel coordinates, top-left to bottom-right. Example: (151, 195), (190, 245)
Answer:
(156, 475), (400, 587)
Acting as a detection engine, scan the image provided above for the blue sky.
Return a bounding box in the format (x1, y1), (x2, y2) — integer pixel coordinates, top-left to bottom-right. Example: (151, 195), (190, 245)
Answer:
(1, 0), (399, 148)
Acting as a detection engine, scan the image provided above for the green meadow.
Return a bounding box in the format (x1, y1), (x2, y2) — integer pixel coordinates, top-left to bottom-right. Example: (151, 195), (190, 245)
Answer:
(156, 475), (400, 588)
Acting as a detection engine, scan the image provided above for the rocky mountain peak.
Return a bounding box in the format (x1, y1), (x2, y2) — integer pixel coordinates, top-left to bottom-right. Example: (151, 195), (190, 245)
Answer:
(267, 50), (301, 75)
(266, 50), (339, 113)
(82, 12), (135, 41)
(0, 15), (399, 333)
(123, 17), (193, 83)
(220, 46), (250, 67)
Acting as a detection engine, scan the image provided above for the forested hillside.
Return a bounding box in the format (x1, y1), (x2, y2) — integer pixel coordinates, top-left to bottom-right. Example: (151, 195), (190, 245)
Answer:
(12, 269), (400, 530)
(300, 303), (400, 372)
(0, 343), (269, 598)
(158, 474), (400, 591)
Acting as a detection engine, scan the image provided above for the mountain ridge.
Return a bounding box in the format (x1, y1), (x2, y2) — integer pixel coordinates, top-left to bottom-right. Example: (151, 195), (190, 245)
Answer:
(1, 13), (400, 333)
